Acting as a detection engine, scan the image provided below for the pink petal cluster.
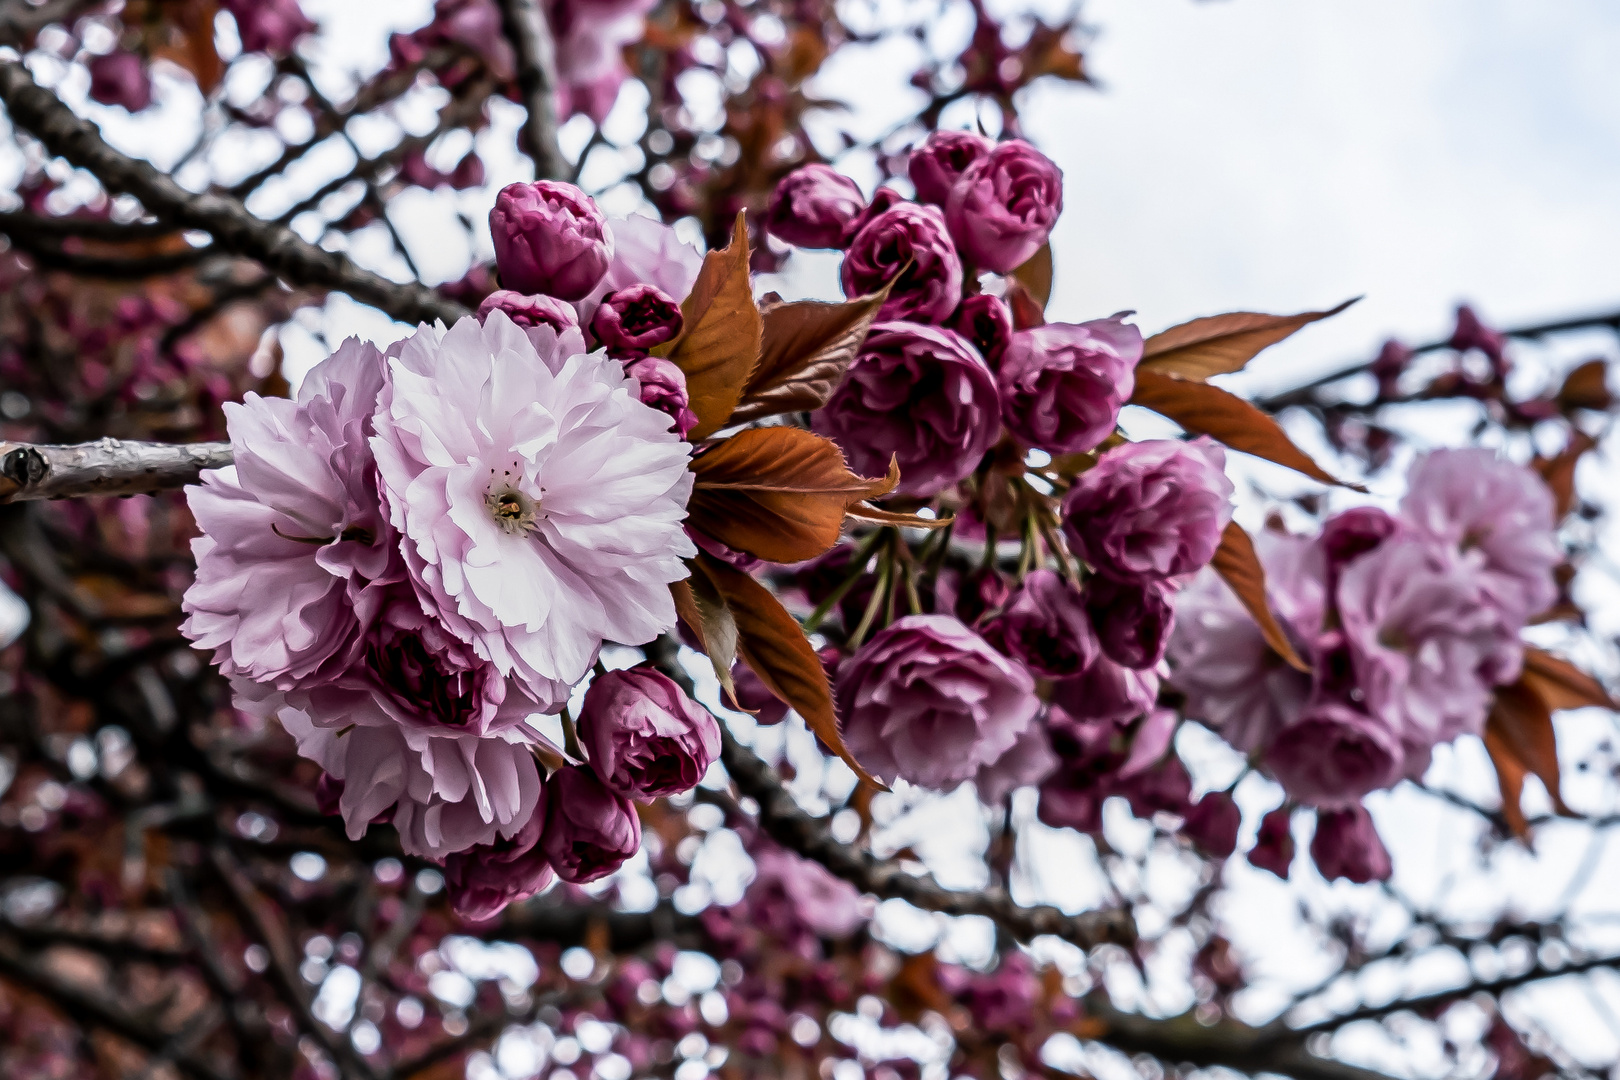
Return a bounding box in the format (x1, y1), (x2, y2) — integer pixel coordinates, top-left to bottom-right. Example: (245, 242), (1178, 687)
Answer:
(837, 615), (1039, 790)
(1168, 449), (1557, 816)
(181, 185), (718, 911)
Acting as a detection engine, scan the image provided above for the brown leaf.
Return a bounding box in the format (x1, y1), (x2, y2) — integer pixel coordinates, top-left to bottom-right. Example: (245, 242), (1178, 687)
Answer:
(843, 503), (952, 529)
(1138, 299), (1360, 382)
(1533, 430), (1596, 520)
(142, 0), (226, 93)
(1131, 369), (1359, 489)
(655, 213), (761, 440)
(689, 428), (898, 563)
(730, 289), (888, 424)
(1557, 359), (1612, 411)
(671, 578), (740, 706)
(1521, 646), (1614, 711)
(1010, 243), (1054, 310)
(693, 553), (885, 789)
(1486, 677), (1571, 838)
(1210, 522), (1309, 673)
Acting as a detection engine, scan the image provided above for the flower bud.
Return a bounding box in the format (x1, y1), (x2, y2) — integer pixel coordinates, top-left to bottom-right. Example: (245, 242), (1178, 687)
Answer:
(841, 204), (963, 324)
(1267, 701), (1403, 808)
(998, 317), (1139, 455)
(443, 806), (555, 921)
(952, 295), (1013, 368)
(540, 765), (641, 883)
(1087, 577), (1175, 670)
(622, 356), (697, 437)
(88, 51), (152, 112)
(908, 129), (993, 207)
(592, 284), (684, 355)
(1062, 438), (1234, 585)
(1182, 792), (1241, 859)
(989, 569), (1097, 678)
(1309, 805), (1393, 883)
(1247, 807), (1296, 879)
(222, 0), (316, 56)
(766, 164), (866, 249)
(476, 290), (581, 334)
(944, 140), (1064, 273)
(489, 181), (613, 300)
(579, 668), (720, 800)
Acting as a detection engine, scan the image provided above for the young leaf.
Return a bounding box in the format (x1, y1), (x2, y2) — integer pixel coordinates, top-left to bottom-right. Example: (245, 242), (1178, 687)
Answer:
(1131, 369), (1359, 489)
(1521, 646), (1614, 711)
(693, 553), (886, 789)
(655, 213), (761, 440)
(1556, 359), (1612, 412)
(1485, 677), (1572, 838)
(1533, 430), (1596, 520)
(1138, 299), (1359, 382)
(1010, 242), (1054, 310)
(671, 577), (740, 706)
(844, 503), (952, 529)
(730, 289), (889, 424)
(1209, 522), (1309, 673)
(689, 428), (899, 563)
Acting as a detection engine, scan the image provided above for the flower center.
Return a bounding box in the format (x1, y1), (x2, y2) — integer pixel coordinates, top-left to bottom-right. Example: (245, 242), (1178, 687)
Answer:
(486, 469), (540, 535)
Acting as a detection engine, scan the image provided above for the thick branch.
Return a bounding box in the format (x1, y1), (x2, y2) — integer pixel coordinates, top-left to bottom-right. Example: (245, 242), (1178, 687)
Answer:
(717, 724), (1136, 952)
(495, 0), (570, 181)
(0, 60), (467, 326)
(0, 439), (232, 503)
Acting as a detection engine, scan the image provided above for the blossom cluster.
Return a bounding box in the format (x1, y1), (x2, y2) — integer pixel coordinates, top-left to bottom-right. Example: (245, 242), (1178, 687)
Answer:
(1171, 448), (1559, 813)
(181, 183), (724, 918)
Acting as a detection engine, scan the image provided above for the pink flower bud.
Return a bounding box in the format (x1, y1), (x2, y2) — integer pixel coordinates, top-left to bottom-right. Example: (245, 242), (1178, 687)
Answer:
(1247, 807), (1296, 879)
(987, 569), (1097, 678)
(952, 295), (1013, 368)
(999, 317), (1139, 455)
(540, 765), (641, 883)
(490, 181), (614, 300)
(908, 129), (993, 206)
(766, 164), (866, 249)
(1310, 805), (1393, 883)
(1182, 792), (1241, 859)
(944, 140), (1064, 273)
(840, 204), (963, 325)
(221, 0), (316, 56)
(1087, 577), (1175, 670)
(579, 668), (719, 800)
(592, 284), (684, 355)
(1062, 438), (1235, 585)
(87, 51), (152, 113)
(1266, 701), (1403, 808)
(443, 806), (555, 921)
(476, 290), (580, 334)
(622, 355), (697, 437)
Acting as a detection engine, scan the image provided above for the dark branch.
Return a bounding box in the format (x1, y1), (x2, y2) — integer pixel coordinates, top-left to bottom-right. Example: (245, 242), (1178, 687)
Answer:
(0, 59), (467, 326)
(0, 439), (232, 503)
(496, 0), (570, 181)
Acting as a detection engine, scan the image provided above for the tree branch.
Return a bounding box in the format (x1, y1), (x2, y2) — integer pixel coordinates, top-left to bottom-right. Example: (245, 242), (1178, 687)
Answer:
(495, 0), (570, 182)
(717, 723), (1136, 952)
(0, 439), (232, 503)
(0, 59), (467, 326)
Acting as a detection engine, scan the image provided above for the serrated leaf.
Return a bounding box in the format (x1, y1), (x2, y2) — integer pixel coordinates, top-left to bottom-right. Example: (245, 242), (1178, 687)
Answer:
(1486, 677), (1572, 838)
(730, 290), (889, 424)
(689, 428), (898, 563)
(1209, 522), (1309, 673)
(693, 553), (885, 789)
(1138, 299), (1359, 382)
(1131, 369), (1359, 489)
(1533, 430), (1596, 520)
(672, 578), (739, 707)
(1521, 646), (1614, 711)
(1010, 243), (1053, 310)
(1557, 359), (1612, 411)
(654, 213), (761, 440)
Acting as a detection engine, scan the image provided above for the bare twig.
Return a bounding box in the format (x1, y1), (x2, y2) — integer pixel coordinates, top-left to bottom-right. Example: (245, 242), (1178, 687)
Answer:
(0, 439), (232, 503)
(0, 60), (467, 326)
(495, 0), (570, 181)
